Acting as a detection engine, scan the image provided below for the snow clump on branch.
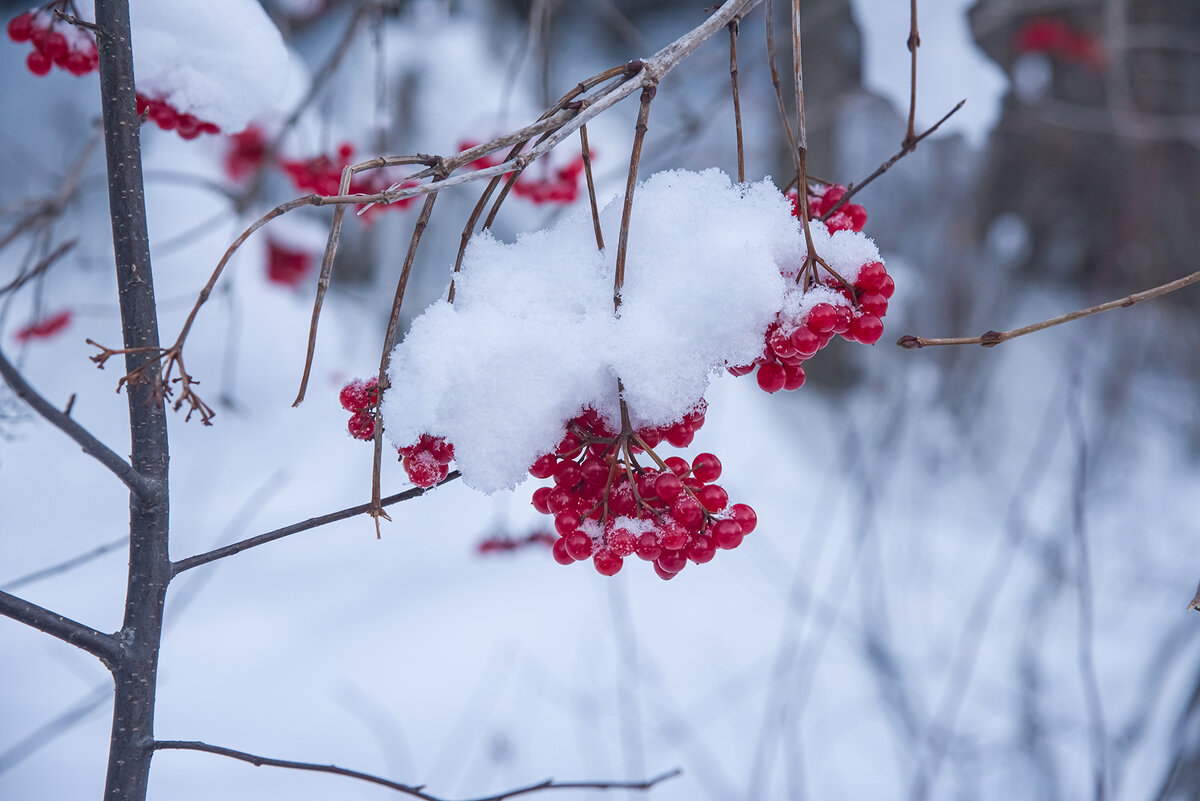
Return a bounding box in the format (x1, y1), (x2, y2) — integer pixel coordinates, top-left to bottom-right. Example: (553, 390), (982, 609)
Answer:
(382, 168), (877, 492)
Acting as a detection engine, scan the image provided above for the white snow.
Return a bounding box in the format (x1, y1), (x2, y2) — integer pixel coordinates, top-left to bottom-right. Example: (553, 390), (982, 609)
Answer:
(124, 0), (299, 132)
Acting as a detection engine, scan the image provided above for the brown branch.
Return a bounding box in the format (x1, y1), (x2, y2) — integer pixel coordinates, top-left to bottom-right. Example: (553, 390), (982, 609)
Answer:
(820, 99), (963, 222)
(728, 19), (745, 183)
(764, 0), (799, 184)
(897, 268), (1200, 350)
(613, 84), (657, 311)
(153, 740), (680, 801)
(904, 0), (921, 147)
(370, 182), (443, 531)
(0, 342), (154, 498)
(580, 124), (604, 250)
(171, 472), (462, 575)
(0, 589), (120, 667)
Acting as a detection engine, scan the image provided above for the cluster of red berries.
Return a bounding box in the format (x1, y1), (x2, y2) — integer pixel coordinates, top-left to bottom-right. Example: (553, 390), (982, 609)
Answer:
(458, 140), (590, 206)
(265, 238), (311, 287)
(7, 9), (98, 77)
(528, 407), (756, 580)
(786, 183), (867, 233)
(1014, 17), (1104, 69)
(14, 309), (71, 342)
(734, 259), (895, 393)
(397, 434), (455, 488)
(340, 378), (456, 488)
(340, 377), (380, 440)
(136, 94), (220, 139)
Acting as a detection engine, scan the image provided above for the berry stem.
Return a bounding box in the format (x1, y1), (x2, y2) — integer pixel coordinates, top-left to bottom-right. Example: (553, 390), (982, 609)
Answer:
(613, 83), (657, 313)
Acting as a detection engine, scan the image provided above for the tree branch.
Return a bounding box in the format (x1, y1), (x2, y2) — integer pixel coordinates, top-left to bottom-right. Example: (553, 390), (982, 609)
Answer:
(898, 268), (1200, 350)
(171, 472), (462, 575)
(153, 740), (680, 801)
(0, 589), (120, 666)
(0, 344), (155, 498)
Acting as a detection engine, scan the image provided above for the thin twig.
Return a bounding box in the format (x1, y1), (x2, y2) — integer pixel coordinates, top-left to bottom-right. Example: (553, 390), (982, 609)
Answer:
(2, 537), (126, 593)
(580, 125), (604, 250)
(0, 239), (77, 296)
(171, 472), (462, 574)
(370, 183), (444, 531)
(613, 85), (657, 311)
(0, 344), (154, 498)
(764, 0), (799, 181)
(153, 740), (680, 801)
(1189, 582), (1200, 612)
(904, 0), (921, 146)
(897, 268), (1200, 350)
(728, 19), (745, 183)
(820, 100), (963, 222)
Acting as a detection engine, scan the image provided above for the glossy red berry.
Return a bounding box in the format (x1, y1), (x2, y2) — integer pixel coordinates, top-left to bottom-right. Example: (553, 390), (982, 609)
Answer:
(7, 12), (34, 42)
(756, 362), (786, 394)
(729, 503), (757, 534)
(26, 50), (51, 76)
(552, 538), (574, 565)
(712, 519), (744, 549)
(564, 530), (592, 560)
(347, 411), (375, 440)
(691, 453), (721, 483)
(593, 549), (623, 576)
(697, 484), (729, 513)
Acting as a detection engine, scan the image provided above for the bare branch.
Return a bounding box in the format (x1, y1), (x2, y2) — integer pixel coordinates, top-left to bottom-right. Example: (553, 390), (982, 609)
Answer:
(904, 0), (920, 146)
(1190, 582), (1200, 612)
(820, 99), (964, 223)
(2, 538), (126, 593)
(153, 740), (680, 801)
(898, 268), (1200, 350)
(613, 84), (657, 311)
(171, 472), (462, 575)
(0, 344), (155, 498)
(728, 19), (745, 183)
(0, 589), (120, 667)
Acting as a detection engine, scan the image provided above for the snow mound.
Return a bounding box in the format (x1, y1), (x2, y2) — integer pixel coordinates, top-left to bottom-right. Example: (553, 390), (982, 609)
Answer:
(383, 169), (804, 492)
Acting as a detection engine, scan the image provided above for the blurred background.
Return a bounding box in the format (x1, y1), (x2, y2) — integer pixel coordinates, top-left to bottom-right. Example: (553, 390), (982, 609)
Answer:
(2, 0), (1199, 799)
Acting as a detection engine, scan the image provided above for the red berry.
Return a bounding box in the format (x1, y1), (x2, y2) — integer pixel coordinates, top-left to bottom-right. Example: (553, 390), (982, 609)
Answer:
(670, 495), (704, 530)
(608, 481), (637, 515)
(553, 459), (582, 488)
(7, 12), (34, 42)
(636, 471), (659, 500)
(42, 30), (67, 61)
(789, 326), (820, 357)
(664, 421), (695, 448)
(782, 363), (806, 391)
(654, 472), (684, 504)
(729, 503), (757, 534)
(849, 313), (884, 345)
(552, 538), (574, 565)
(657, 549), (687, 574)
(593, 549), (623, 576)
(635, 533), (661, 561)
(832, 305), (853, 334)
(878, 274), (895, 299)
(859, 292), (888, 317)
(856, 261), (888, 294)
(697, 484), (729, 513)
(660, 525), (688, 551)
(26, 50), (51, 76)
(347, 410), (375, 440)
(806, 303), (837, 333)
(691, 452), (722, 483)
(531, 486), (552, 514)
(529, 453), (557, 479)
(712, 519), (744, 549)
(554, 510), (581, 537)
(664, 456), (689, 477)
(607, 527), (637, 557)
(403, 453), (441, 488)
(564, 529), (592, 560)
(756, 362), (786, 394)
(686, 535), (716, 564)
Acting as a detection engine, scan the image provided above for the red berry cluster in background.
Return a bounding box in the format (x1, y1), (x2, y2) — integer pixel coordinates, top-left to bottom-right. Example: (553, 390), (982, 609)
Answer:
(341, 378), (456, 488)
(14, 309), (72, 342)
(528, 406), (756, 580)
(476, 530), (556, 555)
(136, 93), (221, 139)
(265, 238), (312, 287)
(787, 183), (867, 233)
(278, 142), (418, 219)
(1014, 17), (1104, 69)
(458, 140), (591, 206)
(7, 8), (97, 77)
(225, 125), (269, 182)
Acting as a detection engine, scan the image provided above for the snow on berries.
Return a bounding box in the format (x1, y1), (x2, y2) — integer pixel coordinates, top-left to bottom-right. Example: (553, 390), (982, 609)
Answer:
(8, 8), (97, 77)
(341, 377), (456, 488)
